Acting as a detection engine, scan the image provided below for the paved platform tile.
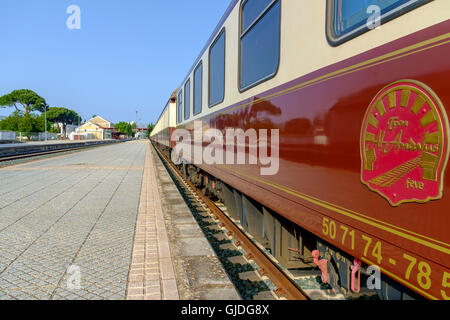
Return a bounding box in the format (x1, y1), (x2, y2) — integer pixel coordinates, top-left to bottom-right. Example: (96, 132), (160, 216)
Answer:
(0, 141), (146, 300)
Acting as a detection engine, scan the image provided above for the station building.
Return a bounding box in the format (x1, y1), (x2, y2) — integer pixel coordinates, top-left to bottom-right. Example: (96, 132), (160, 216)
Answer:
(73, 116), (116, 140)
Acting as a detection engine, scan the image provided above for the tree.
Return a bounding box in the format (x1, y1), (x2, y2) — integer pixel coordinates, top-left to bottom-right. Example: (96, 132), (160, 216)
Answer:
(115, 122), (133, 136)
(46, 107), (80, 137)
(34, 113), (54, 133)
(18, 114), (35, 134)
(0, 113), (21, 131)
(146, 123), (155, 138)
(0, 112), (53, 134)
(0, 89), (47, 115)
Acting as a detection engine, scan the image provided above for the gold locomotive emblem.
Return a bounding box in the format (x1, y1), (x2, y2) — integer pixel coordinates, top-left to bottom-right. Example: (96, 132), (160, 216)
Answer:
(360, 80), (449, 206)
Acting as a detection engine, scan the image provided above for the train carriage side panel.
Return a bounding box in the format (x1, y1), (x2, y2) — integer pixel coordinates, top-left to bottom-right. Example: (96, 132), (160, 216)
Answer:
(171, 0), (450, 299)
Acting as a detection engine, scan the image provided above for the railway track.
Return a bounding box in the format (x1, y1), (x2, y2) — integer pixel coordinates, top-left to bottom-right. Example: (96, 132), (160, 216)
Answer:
(152, 143), (309, 300)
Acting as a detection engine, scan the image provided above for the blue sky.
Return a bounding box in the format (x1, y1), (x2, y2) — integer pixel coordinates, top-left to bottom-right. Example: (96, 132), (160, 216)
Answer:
(0, 0), (230, 125)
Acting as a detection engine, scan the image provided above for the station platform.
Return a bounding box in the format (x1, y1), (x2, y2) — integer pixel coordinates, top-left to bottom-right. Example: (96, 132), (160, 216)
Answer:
(0, 140), (238, 300)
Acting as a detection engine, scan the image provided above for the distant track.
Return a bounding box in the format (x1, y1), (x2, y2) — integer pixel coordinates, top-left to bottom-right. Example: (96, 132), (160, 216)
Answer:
(0, 141), (127, 163)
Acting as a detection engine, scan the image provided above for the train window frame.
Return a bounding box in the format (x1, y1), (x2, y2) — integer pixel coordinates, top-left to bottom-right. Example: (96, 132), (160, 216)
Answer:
(177, 89), (183, 124)
(238, 0), (281, 93)
(208, 28), (226, 108)
(193, 61), (203, 116)
(184, 79), (191, 120)
(326, 0), (433, 46)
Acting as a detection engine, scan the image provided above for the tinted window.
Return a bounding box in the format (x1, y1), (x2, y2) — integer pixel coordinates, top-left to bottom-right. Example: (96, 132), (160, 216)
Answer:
(329, 0), (430, 43)
(240, 0), (280, 91)
(209, 29), (225, 107)
(184, 80), (190, 120)
(177, 90), (183, 123)
(193, 62), (203, 115)
(242, 0), (273, 32)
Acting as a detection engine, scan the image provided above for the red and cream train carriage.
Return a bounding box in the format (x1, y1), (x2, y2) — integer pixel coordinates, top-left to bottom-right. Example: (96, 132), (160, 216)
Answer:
(151, 0), (450, 300)
(152, 90), (177, 148)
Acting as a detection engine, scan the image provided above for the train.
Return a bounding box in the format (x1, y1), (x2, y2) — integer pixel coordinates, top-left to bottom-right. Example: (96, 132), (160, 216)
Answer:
(150, 0), (450, 300)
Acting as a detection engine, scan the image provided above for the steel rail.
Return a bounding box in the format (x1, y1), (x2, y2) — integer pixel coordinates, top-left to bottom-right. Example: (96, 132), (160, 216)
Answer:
(152, 142), (309, 300)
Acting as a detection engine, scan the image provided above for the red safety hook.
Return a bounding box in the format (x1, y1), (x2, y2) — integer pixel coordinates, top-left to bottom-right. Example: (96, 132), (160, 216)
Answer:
(351, 258), (362, 293)
(312, 250), (328, 284)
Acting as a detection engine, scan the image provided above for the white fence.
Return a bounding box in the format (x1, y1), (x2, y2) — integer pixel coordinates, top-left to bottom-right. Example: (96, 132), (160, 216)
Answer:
(0, 131), (16, 141)
(0, 131), (59, 142)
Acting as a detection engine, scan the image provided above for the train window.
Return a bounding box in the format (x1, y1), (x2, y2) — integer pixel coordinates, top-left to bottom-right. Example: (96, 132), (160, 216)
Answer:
(193, 61), (203, 115)
(184, 79), (190, 120)
(208, 29), (225, 108)
(177, 90), (183, 124)
(242, 0), (273, 31)
(239, 0), (281, 91)
(326, 0), (432, 46)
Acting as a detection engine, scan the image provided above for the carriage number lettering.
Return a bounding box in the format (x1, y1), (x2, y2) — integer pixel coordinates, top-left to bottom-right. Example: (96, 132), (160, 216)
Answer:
(321, 217), (450, 299)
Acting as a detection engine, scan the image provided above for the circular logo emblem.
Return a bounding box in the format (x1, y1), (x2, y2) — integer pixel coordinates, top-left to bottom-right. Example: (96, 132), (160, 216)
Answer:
(360, 80), (449, 206)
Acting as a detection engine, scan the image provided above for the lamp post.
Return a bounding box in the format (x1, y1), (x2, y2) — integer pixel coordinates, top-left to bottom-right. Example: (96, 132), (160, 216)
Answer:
(44, 104), (47, 142)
